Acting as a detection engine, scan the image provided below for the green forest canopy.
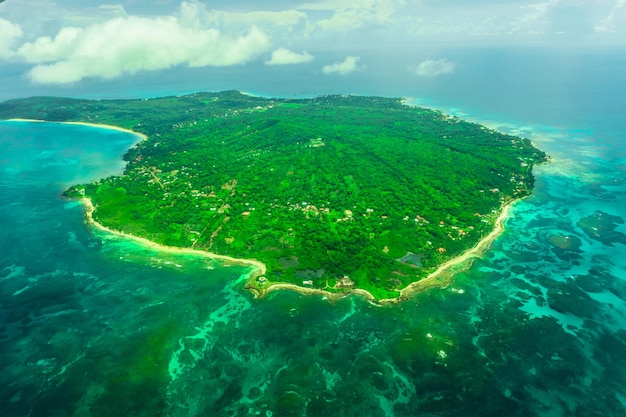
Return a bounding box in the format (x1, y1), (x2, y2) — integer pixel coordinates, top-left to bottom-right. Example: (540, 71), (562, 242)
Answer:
(0, 91), (547, 300)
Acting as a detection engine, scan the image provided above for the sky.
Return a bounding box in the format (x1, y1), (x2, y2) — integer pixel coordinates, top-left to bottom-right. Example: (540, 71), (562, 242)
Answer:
(0, 0), (625, 99)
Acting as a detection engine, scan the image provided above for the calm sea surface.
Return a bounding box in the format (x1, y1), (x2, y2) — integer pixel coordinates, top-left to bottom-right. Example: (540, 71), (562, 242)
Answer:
(1, 48), (625, 417)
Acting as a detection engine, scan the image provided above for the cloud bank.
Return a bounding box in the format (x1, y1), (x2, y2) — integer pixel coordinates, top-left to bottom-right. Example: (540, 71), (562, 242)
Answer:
(414, 59), (456, 78)
(3, 0), (626, 87)
(300, 0), (396, 32)
(595, 0), (626, 33)
(16, 9), (271, 84)
(265, 48), (313, 65)
(0, 18), (22, 59)
(322, 56), (361, 75)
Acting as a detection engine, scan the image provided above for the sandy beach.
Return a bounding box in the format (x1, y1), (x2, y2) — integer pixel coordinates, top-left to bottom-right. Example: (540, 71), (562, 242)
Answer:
(380, 199), (517, 303)
(261, 283), (347, 301)
(12, 118), (267, 283)
(7, 118), (148, 141)
(81, 195), (517, 304)
(63, 121), (149, 141)
(81, 198), (267, 279)
(256, 199), (519, 304)
(83, 194), (380, 303)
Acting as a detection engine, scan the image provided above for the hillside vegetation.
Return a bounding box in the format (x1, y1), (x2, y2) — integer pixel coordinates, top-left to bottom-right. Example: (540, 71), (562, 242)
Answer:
(0, 91), (547, 299)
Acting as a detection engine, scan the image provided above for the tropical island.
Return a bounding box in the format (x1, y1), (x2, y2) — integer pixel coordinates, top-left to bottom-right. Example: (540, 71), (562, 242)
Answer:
(0, 91), (547, 301)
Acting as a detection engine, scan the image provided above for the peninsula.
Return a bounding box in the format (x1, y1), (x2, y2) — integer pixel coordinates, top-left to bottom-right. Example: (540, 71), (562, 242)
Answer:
(0, 91), (547, 301)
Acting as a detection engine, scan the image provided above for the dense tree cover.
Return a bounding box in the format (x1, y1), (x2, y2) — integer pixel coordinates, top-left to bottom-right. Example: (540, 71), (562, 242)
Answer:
(0, 91), (547, 299)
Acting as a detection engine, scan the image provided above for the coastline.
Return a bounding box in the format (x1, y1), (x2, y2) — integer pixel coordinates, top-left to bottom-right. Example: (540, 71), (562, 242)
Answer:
(259, 283), (377, 304)
(81, 195), (518, 304)
(381, 199), (518, 303)
(63, 121), (149, 141)
(6, 118), (148, 141)
(255, 198), (520, 304)
(81, 198), (267, 279)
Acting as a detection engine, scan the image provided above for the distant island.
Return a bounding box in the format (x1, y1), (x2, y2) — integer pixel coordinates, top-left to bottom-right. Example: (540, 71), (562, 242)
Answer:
(0, 91), (547, 301)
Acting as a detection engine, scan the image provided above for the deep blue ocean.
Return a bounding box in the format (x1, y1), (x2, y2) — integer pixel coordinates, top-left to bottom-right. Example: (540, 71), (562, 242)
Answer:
(1, 47), (625, 417)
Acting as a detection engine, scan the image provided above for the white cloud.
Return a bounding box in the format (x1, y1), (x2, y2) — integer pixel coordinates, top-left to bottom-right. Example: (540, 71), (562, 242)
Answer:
(266, 48), (313, 65)
(401, 1), (559, 42)
(0, 18), (23, 59)
(322, 56), (361, 75)
(17, 11), (271, 84)
(595, 0), (626, 33)
(414, 59), (456, 78)
(18, 27), (82, 64)
(302, 0), (398, 32)
(169, 1), (310, 36)
(210, 10), (308, 31)
(4, 0), (626, 91)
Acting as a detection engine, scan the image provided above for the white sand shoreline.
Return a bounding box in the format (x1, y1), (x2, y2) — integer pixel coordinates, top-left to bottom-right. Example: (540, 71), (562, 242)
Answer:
(381, 199), (518, 303)
(81, 198), (267, 279)
(244, 198), (520, 304)
(6, 118), (148, 141)
(80, 196), (518, 304)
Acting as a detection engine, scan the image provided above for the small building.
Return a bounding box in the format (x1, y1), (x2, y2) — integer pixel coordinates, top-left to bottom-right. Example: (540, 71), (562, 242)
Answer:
(336, 276), (355, 289)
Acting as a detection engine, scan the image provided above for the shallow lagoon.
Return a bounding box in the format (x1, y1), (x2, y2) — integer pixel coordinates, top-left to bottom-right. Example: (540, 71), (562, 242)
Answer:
(1, 110), (625, 417)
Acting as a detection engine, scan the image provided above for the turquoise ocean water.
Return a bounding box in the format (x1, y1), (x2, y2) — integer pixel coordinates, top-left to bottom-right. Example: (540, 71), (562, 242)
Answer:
(1, 49), (626, 416)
